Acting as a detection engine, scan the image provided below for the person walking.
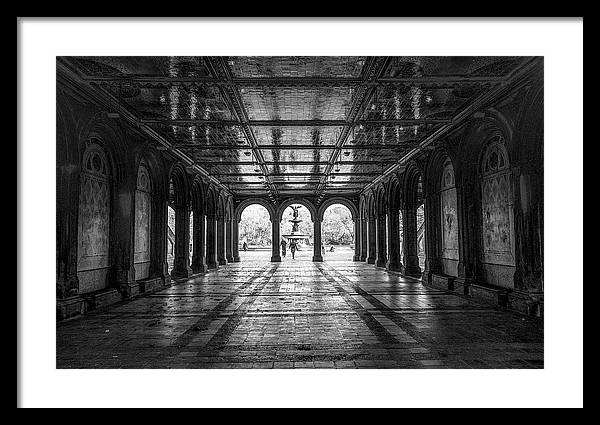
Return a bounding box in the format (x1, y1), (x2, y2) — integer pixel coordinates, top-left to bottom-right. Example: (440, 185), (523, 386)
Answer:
(242, 241), (248, 252)
(289, 240), (297, 259)
(280, 239), (287, 258)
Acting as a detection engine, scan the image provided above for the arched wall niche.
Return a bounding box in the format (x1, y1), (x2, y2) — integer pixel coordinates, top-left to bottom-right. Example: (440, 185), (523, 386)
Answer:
(134, 160), (152, 280)
(478, 134), (516, 289)
(76, 139), (113, 294)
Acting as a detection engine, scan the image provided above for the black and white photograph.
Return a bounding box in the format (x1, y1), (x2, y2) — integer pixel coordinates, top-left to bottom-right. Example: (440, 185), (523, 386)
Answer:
(18, 18), (583, 408)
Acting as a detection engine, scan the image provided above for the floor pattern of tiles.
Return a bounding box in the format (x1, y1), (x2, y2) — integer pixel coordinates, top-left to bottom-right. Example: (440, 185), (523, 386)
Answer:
(57, 253), (544, 369)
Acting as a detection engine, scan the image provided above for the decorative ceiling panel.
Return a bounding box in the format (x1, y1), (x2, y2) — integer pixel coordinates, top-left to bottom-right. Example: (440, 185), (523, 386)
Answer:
(71, 56), (212, 77)
(267, 164), (328, 174)
(253, 126), (341, 146)
(229, 56), (366, 78)
(240, 87), (352, 120)
(361, 86), (484, 122)
(350, 123), (442, 146)
(260, 149), (335, 162)
(158, 125), (248, 147)
(384, 56), (522, 78)
(115, 85), (235, 122)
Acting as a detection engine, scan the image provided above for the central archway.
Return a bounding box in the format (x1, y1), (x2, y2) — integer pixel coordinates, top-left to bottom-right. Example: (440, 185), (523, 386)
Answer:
(276, 198), (317, 262)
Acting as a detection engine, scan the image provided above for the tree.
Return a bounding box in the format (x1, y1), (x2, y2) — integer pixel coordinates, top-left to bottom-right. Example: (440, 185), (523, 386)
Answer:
(239, 205), (272, 246)
(322, 205), (354, 244)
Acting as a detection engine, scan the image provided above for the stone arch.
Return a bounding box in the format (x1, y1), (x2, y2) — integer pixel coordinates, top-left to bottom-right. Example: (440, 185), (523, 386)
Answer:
(190, 176), (206, 214)
(276, 198), (316, 223)
(168, 163), (189, 208)
(235, 198), (275, 222)
(316, 197), (358, 222)
(386, 174), (402, 211)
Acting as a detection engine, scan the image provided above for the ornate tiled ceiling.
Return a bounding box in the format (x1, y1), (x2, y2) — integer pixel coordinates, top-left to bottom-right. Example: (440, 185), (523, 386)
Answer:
(60, 56), (529, 199)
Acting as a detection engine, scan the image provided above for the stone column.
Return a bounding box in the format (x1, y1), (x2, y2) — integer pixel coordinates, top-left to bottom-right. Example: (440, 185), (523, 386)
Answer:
(360, 218), (368, 262)
(191, 211), (207, 274)
(367, 216), (377, 264)
(454, 183), (475, 292)
(233, 220), (240, 262)
(422, 194), (441, 284)
(353, 219), (361, 261)
(226, 218), (234, 263)
(313, 219), (323, 262)
(171, 206), (192, 279)
(402, 206), (422, 278)
(113, 177), (138, 295)
(375, 214), (387, 267)
(206, 214), (218, 269)
(386, 209), (402, 271)
(159, 200), (171, 284)
(217, 215), (227, 265)
(271, 218), (281, 262)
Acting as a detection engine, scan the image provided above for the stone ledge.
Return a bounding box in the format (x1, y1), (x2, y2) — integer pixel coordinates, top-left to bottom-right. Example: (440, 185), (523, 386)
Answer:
(507, 290), (544, 317)
(469, 283), (509, 307)
(56, 295), (85, 321)
(430, 274), (456, 291)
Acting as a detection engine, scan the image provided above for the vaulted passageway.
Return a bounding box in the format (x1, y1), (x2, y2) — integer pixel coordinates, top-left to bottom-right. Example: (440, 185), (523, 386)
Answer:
(55, 55), (544, 368)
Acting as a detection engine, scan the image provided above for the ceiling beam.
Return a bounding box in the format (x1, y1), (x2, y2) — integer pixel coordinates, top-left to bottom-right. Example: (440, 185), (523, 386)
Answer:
(214, 172), (379, 176)
(84, 74), (503, 86)
(193, 160), (396, 166)
(141, 118), (450, 127)
(176, 144), (420, 150)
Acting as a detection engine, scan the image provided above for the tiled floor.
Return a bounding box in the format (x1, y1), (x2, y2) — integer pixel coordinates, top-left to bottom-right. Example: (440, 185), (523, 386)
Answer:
(57, 250), (544, 369)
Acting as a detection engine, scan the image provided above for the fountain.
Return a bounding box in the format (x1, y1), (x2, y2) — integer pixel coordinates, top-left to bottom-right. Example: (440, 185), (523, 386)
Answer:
(282, 205), (310, 246)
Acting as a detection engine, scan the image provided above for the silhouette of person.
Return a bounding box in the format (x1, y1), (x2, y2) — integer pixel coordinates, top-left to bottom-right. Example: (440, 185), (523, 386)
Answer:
(280, 239), (287, 257)
(290, 240), (297, 259)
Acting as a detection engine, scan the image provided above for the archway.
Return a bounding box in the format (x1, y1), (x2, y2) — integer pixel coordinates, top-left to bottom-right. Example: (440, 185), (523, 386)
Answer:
(321, 203), (355, 261)
(239, 204), (273, 261)
(280, 203), (314, 261)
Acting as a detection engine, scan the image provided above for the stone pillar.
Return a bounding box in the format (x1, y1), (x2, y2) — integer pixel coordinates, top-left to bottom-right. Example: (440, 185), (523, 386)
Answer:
(226, 218), (234, 263)
(313, 219), (323, 262)
(353, 219), (361, 261)
(360, 218), (368, 262)
(422, 194), (441, 284)
(233, 220), (240, 262)
(171, 206), (192, 279)
(402, 206), (422, 278)
(367, 216), (377, 264)
(159, 200), (171, 284)
(217, 215), (227, 265)
(375, 214), (387, 267)
(206, 214), (218, 269)
(386, 209), (402, 271)
(191, 211), (207, 274)
(271, 218), (281, 262)
(114, 177), (138, 294)
(455, 183), (475, 292)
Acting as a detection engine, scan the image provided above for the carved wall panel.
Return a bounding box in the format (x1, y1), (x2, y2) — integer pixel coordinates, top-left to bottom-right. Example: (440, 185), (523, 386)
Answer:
(481, 138), (515, 266)
(77, 143), (111, 292)
(440, 162), (459, 261)
(134, 164), (151, 280)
